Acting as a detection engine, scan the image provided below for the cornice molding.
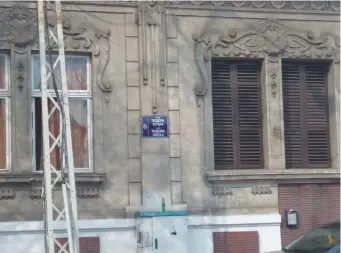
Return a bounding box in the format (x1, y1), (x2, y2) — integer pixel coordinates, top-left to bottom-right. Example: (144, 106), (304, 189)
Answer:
(56, 1), (341, 13)
(193, 18), (340, 106)
(167, 1), (340, 12)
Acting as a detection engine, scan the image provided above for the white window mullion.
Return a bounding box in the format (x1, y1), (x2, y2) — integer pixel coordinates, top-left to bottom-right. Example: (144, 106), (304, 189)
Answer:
(31, 98), (36, 172)
(87, 98), (92, 172)
(0, 53), (10, 171)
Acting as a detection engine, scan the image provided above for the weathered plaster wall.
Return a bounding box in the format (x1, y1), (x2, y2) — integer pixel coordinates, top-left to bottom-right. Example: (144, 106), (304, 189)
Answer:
(176, 13), (340, 215)
(0, 1), (339, 221)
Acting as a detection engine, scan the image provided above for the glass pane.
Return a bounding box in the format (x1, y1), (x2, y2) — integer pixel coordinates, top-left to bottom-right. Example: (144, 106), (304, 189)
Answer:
(286, 225), (341, 252)
(32, 55), (88, 91)
(0, 99), (6, 169)
(0, 55), (6, 89)
(70, 100), (89, 168)
(34, 97), (62, 171)
(48, 99), (61, 170)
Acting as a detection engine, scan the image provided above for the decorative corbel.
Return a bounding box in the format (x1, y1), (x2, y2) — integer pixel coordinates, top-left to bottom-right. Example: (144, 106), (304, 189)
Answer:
(76, 188), (100, 199)
(192, 31), (222, 107)
(252, 185), (272, 195)
(212, 184), (233, 196)
(30, 189), (43, 199)
(0, 189), (15, 199)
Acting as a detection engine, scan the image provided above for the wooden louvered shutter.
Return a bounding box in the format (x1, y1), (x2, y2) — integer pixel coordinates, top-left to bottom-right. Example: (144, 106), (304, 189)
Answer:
(212, 59), (263, 169)
(282, 62), (330, 168)
(213, 231), (259, 253)
(55, 237), (100, 253)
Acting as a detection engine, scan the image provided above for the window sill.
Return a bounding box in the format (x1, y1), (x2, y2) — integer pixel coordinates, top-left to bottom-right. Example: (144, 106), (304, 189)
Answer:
(206, 169), (340, 184)
(0, 172), (106, 199)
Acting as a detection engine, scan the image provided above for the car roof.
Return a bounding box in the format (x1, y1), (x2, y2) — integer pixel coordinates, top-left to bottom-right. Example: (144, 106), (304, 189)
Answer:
(319, 221), (340, 229)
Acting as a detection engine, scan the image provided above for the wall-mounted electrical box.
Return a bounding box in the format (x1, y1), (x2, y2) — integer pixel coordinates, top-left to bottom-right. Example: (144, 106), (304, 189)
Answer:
(135, 211), (189, 253)
(285, 209), (299, 229)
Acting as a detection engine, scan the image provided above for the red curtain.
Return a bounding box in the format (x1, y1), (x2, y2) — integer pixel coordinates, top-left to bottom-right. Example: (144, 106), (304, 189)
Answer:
(0, 61), (6, 169)
(68, 61), (88, 168)
(39, 99), (61, 170)
(39, 58), (88, 170)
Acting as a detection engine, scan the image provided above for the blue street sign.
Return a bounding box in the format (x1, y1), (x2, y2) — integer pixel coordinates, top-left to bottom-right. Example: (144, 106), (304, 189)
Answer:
(141, 115), (169, 138)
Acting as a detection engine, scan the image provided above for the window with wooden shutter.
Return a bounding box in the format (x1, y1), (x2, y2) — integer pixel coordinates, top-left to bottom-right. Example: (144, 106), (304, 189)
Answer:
(55, 237), (100, 253)
(282, 61), (330, 168)
(213, 231), (259, 253)
(211, 59), (263, 170)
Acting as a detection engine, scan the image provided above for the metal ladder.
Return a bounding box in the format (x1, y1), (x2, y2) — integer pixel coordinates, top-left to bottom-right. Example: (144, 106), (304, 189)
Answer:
(37, 1), (79, 252)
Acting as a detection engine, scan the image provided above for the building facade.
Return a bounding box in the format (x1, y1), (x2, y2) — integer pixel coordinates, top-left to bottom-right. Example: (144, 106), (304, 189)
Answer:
(0, 1), (340, 253)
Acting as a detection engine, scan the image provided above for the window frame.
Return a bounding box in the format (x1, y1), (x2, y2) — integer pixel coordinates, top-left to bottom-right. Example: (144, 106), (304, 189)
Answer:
(0, 53), (11, 171)
(282, 60), (331, 169)
(31, 54), (93, 173)
(210, 58), (264, 170)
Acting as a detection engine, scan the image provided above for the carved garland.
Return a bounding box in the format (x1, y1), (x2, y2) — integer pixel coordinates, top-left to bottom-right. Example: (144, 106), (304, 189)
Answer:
(0, 5), (112, 99)
(193, 19), (340, 106)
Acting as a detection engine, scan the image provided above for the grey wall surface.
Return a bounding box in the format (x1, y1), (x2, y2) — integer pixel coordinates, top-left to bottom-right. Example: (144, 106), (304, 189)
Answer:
(0, 1), (339, 221)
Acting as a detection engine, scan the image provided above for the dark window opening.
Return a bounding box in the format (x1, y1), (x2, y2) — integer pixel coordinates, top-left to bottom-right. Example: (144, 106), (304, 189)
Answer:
(282, 61), (330, 168)
(34, 98), (42, 171)
(211, 59), (263, 170)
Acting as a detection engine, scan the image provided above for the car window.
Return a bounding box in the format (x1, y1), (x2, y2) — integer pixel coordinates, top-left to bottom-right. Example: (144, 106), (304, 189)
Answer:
(285, 224), (340, 253)
(327, 244), (340, 253)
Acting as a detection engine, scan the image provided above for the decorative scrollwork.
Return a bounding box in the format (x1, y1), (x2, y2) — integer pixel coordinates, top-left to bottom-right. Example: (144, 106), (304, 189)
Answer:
(62, 20), (112, 96)
(0, 5), (112, 98)
(193, 19), (340, 105)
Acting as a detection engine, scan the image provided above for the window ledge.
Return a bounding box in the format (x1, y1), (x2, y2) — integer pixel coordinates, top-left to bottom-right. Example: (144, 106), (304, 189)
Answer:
(206, 169), (340, 184)
(0, 172), (106, 199)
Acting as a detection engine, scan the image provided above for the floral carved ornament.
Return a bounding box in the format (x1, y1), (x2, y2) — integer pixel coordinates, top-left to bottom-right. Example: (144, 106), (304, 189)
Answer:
(192, 19), (340, 106)
(0, 5), (112, 97)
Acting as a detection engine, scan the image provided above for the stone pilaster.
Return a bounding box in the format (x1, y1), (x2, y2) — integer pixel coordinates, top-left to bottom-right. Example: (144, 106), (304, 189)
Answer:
(329, 62), (340, 169)
(262, 56), (286, 170)
(137, 2), (171, 210)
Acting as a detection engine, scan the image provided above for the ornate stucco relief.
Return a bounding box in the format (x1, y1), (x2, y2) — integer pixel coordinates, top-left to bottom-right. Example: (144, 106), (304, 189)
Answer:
(252, 185), (272, 195)
(28, 176), (103, 199)
(137, 1), (166, 113)
(0, 5), (38, 47)
(65, 1), (340, 12)
(212, 184), (233, 196)
(193, 18), (340, 106)
(168, 1), (340, 11)
(0, 5), (112, 99)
